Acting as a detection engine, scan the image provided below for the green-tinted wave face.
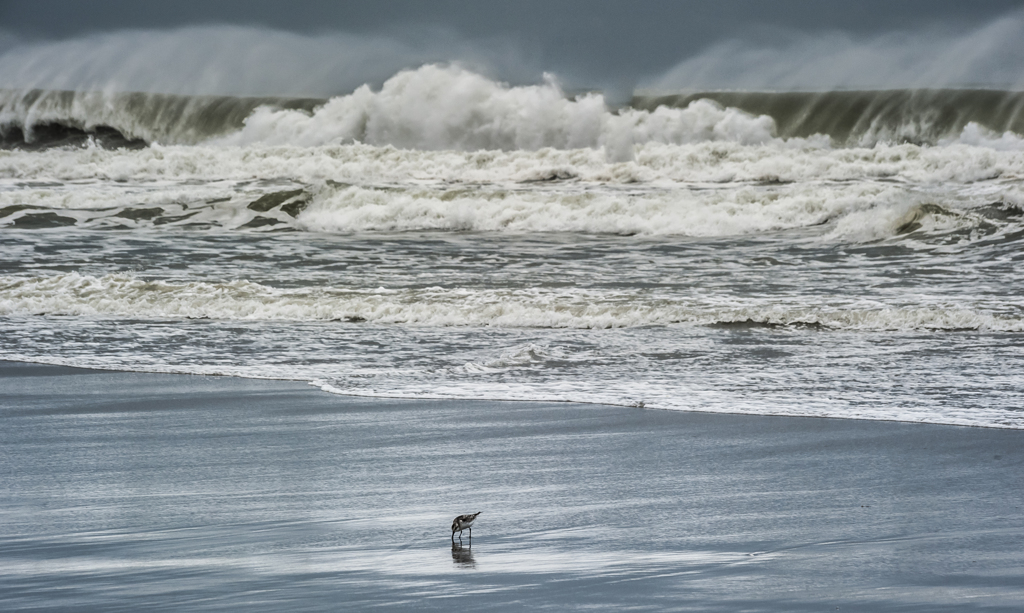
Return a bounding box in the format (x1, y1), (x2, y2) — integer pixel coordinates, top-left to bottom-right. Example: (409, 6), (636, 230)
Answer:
(633, 89), (1024, 145)
(2, 69), (1024, 151)
(0, 88), (325, 149)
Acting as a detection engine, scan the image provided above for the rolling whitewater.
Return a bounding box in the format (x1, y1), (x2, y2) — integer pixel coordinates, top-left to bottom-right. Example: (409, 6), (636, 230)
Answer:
(2, 64), (1023, 429)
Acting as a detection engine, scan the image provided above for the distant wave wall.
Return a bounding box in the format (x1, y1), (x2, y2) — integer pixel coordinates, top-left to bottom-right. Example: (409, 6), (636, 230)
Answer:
(0, 88), (323, 149)
(634, 89), (1024, 146)
(2, 65), (1024, 152)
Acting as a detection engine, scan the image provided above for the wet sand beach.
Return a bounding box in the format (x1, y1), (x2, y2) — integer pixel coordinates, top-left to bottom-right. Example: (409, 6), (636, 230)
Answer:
(1, 360), (1022, 611)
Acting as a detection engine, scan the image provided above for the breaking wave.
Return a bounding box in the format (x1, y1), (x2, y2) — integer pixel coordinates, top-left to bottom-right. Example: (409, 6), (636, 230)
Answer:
(0, 88), (322, 148)
(3, 65), (1024, 154)
(212, 65), (776, 159)
(634, 89), (1024, 147)
(3, 154), (1023, 240)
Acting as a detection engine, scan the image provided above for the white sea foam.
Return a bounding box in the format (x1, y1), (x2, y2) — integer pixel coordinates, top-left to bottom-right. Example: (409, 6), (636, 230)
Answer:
(2, 132), (1023, 239)
(2, 169), (1020, 240)
(213, 65), (777, 159)
(295, 181), (869, 236)
(4, 136), (1022, 189)
(944, 122), (1024, 151)
(2, 272), (1020, 332)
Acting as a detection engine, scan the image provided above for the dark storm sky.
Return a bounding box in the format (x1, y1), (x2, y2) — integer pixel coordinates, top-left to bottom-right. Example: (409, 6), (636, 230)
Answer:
(3, 1), (1021, 79)
(2, 1), (1023, 95)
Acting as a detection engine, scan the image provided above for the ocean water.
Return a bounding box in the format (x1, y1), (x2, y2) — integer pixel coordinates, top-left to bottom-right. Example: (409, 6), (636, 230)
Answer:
(2, 64), (1024, 429)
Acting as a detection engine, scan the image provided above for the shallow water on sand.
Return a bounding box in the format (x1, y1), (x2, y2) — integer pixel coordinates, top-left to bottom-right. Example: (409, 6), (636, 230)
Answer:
(2, 363), (1022, 611)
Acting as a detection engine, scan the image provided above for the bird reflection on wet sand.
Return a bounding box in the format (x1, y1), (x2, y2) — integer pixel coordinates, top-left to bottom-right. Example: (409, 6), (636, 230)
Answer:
(451, 542), (475, 567)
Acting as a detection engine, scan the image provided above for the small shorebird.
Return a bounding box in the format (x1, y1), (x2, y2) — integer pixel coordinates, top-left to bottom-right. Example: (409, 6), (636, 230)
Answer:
(451, 512), (481, 543)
